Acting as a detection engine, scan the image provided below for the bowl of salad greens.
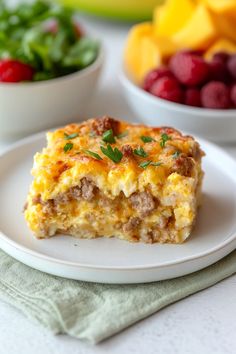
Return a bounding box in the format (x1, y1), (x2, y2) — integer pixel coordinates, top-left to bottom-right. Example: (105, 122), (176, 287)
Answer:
(0, 0), (103, 140)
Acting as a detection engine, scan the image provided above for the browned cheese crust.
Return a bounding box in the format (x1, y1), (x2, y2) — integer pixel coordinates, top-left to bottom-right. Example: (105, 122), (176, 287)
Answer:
(24, 116), (204, 243)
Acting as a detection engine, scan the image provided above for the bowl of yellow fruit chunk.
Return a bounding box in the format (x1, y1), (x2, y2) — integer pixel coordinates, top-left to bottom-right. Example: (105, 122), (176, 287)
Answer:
(121, 0), (236, 142)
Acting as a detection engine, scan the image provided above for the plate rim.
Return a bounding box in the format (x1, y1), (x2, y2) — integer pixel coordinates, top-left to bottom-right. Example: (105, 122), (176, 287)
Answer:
(0, 230), (236, 271)
(0, 129), (236, 271)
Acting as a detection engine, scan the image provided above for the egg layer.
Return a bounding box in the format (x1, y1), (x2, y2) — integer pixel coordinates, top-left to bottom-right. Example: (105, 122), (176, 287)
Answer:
(24, 117), (204, 243)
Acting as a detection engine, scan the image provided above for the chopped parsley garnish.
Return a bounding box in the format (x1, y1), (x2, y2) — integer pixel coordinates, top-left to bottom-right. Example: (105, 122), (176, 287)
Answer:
(100, 144), (123, 163)
(141, 136), (156, 143)
(102, 129), (116, 144)
(172, 151), (181, 159)
(84, 150), (103, 160)
(139, 160), (162, 169)
(151, 161), (163, 167)
(160, 133), (171, 148)
(64, 132), (79, 140)
(117, 131), (128, 139)
(64, 142), (73, 152)
(139, 161), (151, 169)
(133, 146), (148, 158)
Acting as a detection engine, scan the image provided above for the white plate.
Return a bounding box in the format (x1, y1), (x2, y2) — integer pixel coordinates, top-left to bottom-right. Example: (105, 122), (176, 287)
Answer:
(0, 132), (236, 284)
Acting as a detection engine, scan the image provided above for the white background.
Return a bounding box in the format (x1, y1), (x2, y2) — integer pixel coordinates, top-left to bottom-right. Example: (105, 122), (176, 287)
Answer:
(0, 4), (236, 354)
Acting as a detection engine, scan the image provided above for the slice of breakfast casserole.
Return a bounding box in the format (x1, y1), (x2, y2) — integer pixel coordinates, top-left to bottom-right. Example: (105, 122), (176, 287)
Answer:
(24, 116), (204, 243)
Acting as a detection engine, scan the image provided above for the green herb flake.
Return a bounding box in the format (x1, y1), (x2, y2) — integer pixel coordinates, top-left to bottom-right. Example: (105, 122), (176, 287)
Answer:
(139, 160), (162, 169)
(64, 132), (79, 140)
(117, 131), (128, 139)
(133, 146), (148, 158)
(63, 142), (73, 153)
(102, 129), (116, 144)
(83, 149), (103, 160)
(139, 161), (152, 169)
(151, 161), (163, 167)
(172, 151), (181, 159)
(141, 136), (156, 143)
(160, 133), (171, 148)
(100, 144), (123, 163)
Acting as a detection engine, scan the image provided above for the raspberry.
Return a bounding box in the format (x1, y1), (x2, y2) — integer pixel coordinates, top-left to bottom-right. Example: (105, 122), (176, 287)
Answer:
(150, 76), (183, 103)
(230, 84), (236, 107)
(0, 59), (34, 83)
(143, 67), (173, 91)
(208, 60), (229, 82)
(170, 52), (209, 86)
(227, 54), (236, 79)
(212, 52), (229, 64)
(201, 81), (231, 109)
(184, 88), (201, 107)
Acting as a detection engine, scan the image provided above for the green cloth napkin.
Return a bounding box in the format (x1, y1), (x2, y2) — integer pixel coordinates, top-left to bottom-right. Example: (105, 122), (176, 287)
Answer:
(0, 249), (235, 344)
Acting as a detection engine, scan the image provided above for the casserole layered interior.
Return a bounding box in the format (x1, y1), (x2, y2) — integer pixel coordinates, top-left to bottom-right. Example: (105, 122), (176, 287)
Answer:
(24, 116), (204, 243)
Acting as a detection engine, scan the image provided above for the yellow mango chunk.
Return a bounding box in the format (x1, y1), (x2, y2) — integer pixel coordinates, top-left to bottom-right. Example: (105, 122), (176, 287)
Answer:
(211, 13), (236, 43)
(204, 38), (236, 60)
(202, 0), (236, 14)
(124, 22), (153, 81)
(153, 0), (195, 37)
(227, 9), (236, 21)
(126, 22), (153, 38)
(124, 23), (161, 84)
(139, 37), (162, 82)
(172, 4), (218, 50)
(153, 36), (177, 58)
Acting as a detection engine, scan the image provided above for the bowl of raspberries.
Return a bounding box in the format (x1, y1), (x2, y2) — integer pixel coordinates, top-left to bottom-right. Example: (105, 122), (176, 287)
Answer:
(121, 50), (236, 142)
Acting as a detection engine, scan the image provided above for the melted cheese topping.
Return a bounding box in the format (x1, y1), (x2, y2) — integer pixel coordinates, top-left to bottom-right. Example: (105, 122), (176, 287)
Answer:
(30, 118), (202, 201)
(25, 117), (204, 243)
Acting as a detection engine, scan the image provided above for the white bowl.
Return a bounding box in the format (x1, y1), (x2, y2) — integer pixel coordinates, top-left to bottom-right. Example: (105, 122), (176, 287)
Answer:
(0, 49), (103, 142)
(120, 68), (236, 143)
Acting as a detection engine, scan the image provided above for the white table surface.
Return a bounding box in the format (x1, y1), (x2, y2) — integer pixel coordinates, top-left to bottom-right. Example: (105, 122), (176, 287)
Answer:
(0, 9), (236, 354)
